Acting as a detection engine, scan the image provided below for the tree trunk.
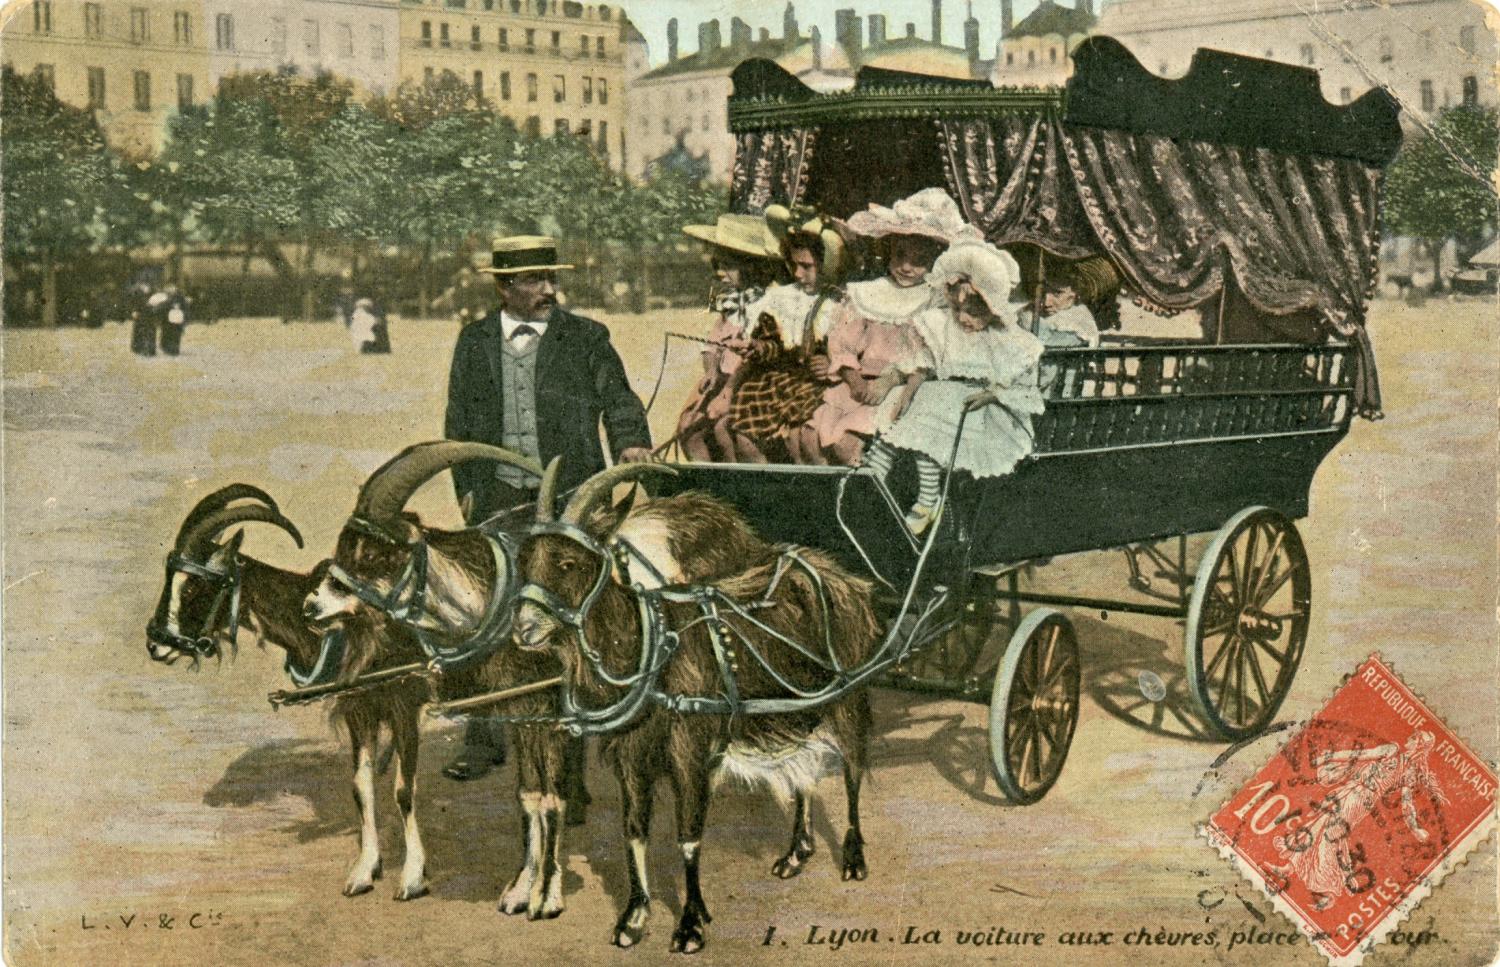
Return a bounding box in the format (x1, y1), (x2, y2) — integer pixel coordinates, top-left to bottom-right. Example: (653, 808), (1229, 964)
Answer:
(418, 238), (433, 320)
(257, 239), (298, 322)
(41, 252), (57, 328)
(301, 236), (316, 323)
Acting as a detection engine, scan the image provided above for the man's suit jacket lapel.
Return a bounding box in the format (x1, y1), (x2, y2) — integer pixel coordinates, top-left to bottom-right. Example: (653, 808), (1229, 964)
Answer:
(536, 307), (568, 384)
(480, 313), (505, 397)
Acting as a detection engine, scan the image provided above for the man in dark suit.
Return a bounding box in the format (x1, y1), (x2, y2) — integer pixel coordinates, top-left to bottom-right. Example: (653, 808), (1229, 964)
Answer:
(442, 235), (653, 781)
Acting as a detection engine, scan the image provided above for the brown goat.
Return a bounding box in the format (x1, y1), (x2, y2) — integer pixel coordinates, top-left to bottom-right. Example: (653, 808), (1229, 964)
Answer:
(147, 485), (433, 901)
(303, 441), (589, 919)
(513, 463), (881, 954)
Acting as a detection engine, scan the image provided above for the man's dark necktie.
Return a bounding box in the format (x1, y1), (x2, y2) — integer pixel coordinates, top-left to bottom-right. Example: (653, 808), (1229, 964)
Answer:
(510, 324), (538, 341)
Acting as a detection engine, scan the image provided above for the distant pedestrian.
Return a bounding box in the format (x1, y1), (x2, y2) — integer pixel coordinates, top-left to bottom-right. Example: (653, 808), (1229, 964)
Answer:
(127, 270), (160, 356)
(333, 273), (392, 354)
(156, 284), (190, 356)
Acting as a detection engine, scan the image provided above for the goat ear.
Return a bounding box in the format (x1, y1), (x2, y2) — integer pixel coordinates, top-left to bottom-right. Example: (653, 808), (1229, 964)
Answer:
(215, 529), (246, 561)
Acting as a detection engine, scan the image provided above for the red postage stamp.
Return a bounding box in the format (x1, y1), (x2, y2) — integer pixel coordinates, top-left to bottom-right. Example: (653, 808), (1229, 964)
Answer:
(1204, 655), (1497, 966)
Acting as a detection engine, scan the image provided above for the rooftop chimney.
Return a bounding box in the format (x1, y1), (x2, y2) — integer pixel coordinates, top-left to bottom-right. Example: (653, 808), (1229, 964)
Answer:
(730, 16), (751, 50)
(964, 2), (980, 62)
(667, 17), (678, 60)
(697, 19), (721, 54)
(810, 24), (822, 69)
(835, 8), (863, 56)
(1001, 0), (1013, 36)
(932, 0), (942, 45)
(783, 2), (798, 41)
(759, 26), (770, 42)
(868, 13), (887, 46)
(905, 21), (917, 39)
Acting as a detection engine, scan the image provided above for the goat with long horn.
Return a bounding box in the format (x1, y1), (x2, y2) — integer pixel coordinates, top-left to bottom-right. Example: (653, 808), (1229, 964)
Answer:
(303, 441), (593, 919)
(149, 482), (441, 901)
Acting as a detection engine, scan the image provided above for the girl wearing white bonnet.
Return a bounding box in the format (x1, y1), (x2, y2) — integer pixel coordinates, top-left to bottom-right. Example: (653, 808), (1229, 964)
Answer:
(863, 240), (1046, 534)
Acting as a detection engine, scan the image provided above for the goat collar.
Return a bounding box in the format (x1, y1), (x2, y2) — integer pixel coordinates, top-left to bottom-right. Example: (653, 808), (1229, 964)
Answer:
(146, 550), (243, 661)
(283, 628), (349, 687)
(517, 521), (671, 633)
(327, 530), (518, 671)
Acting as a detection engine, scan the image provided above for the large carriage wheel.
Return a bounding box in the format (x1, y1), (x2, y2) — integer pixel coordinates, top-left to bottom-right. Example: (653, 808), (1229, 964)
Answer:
(988, 609), (1080, 805)
(1185, 506), (1310, 741)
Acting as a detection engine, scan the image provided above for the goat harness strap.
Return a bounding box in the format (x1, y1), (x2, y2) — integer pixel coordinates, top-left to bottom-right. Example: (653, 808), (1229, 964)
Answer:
(418, 532), (519, 670)
(283, 628), (349, 688)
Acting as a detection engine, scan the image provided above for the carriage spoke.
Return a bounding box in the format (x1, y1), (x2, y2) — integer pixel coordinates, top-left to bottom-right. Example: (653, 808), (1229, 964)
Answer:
(1250, 529), (1286, 603)
(1233, 642), (1248, 723)
(1245, 643), (1271, 709)
(1241, 524), (1260, 598)
(1037, 652), (1076, 697)
(1221, 547), (1242, 608)
(1255, 564), (1298, 609)
(1254, 637), (1290, 667)
(1213, 637), (1239, 714)
(1017, 719), (1036, 786)
(1203, 630), (1236, 682)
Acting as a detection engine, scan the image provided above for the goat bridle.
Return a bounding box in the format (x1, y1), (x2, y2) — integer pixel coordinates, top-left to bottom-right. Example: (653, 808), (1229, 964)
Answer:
(146, 550), (244, 661)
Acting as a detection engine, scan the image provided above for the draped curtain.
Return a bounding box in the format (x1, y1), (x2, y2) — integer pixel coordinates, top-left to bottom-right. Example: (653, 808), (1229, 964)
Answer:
(938, 117), (1384, 415)
(729, 128), (818, 215)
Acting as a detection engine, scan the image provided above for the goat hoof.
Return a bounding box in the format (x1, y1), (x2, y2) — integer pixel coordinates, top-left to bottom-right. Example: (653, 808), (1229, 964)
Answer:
(342, 881), (375, 897)
(670, 923), (707, 954)
(499, 894), (528, 916)
(840, 857), (869, 881)
(394, 883), (429, 902)
(528, 904), (564, 921)
(771, 856), (806, 879)
(613, 911), (649, 948)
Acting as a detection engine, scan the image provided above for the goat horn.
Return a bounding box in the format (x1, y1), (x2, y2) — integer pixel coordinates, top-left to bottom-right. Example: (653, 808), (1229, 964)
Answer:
(174, 484), (281, 550)
(560, 463), (677, 526)
(534, 456), (563, 523)
(179, 504), (305, 555)
(355, 441), (544, 523)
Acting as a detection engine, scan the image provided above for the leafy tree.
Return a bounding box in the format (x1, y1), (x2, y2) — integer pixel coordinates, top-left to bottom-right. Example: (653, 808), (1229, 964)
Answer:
(1384, 105), (1499, 266)
(1, 67), (131, 325)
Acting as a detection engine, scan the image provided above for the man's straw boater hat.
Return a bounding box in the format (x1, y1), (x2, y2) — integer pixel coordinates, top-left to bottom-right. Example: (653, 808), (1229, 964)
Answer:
(681, 214), (781, 260)
(478, 235), (575, 275)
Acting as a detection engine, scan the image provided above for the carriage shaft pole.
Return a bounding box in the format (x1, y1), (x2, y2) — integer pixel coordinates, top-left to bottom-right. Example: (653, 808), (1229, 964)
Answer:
(425, 677), (564, 718)
(996, 590), (1187, 619)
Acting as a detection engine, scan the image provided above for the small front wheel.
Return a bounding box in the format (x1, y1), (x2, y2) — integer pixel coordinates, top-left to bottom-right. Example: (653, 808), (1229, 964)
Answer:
(988, 609), (1080, 805)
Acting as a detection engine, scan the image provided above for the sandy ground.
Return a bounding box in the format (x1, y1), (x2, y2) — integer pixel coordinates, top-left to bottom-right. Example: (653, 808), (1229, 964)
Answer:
(2, 297), (1496, 966)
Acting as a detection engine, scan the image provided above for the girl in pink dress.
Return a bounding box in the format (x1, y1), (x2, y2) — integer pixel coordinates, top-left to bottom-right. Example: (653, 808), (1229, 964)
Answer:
(796, 188), (979, 465)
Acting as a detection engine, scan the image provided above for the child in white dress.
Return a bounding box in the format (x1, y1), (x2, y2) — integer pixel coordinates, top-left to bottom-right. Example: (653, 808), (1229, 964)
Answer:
(862, 242), (1045, 534)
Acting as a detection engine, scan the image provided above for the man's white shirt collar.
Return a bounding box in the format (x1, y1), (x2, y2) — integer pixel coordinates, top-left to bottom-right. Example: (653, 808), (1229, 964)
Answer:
(500, 311), (549, 341)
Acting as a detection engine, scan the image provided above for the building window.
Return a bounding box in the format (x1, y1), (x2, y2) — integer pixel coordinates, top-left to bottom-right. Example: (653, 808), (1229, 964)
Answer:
(338, 23), (353, 56)
(83, 2), (101, 38)
(32, 0), (52, 34)
(1050, 47), (1057, 63)
(173, 11), (191, 45)
(421, 21), (432, 47)
(1420, 79), (1435, 112)
(1027, 50), (1035, 66)
(525, 28), (535, 51)
(33, 63), (54, 92)
(271, 17), (287, 55)
(473, 70), (483, 96)
(526, 115), (540, 137)
(551, 30), (560, 51)
(598, 119), (607, 150)
(471, 25), (481, 50)
(303, 19), (319, 56)
(1339, 86), (1351, 103)
(439, 23), (449, 47)
(1462, 75), (1478, 106)
(500, 72), (511, 99)
(87, 66), (106, 108)
(553, 74), (565, 102)
(1299, 43), (1314, 65)
(370, 25), (384, 59)
(215, 13), (233, 50)
(701, 112), (709, 131)
(424, 66), (435, 85)
(1006, 51), (1014, 66)
(526, 73), (537, 101)
(578, 118), (591, 136)
(555, 118), (569, 135)
(595, 36), (604, 56)
(1378, 36), (1393, 63)
(583, 76), (592, 104)
(130, 7), (148, 43)
(176, 73), (193, 108)
(499, 28), (508, 50)
(1459, 26), (1476, 55)
(598, 78), (607, 104)
(133, 70), (150, 111)
(484, 0), (493, 9)
(580, 35), (589, 57)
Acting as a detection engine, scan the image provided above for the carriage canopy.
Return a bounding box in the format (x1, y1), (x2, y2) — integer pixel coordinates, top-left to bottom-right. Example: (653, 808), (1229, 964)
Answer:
(725, 37), (1402, 417)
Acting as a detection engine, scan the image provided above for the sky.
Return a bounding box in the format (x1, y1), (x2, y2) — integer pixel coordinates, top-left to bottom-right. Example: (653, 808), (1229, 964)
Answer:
(624, 0), (1059, 67)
